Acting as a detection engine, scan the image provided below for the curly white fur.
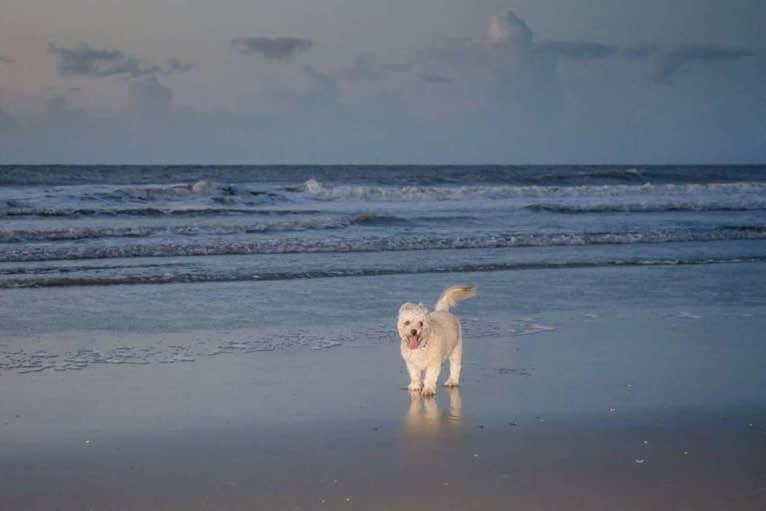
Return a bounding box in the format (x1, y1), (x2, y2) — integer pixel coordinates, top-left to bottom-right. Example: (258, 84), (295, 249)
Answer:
(397, 284), (477, 396)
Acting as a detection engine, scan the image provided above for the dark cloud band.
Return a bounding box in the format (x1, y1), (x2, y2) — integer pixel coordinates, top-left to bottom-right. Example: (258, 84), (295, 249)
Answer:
(231, 36), (313, 60)
(48, 43), (194, 79)
(537, 40), (617, 60)
(650, 44), (755, 81)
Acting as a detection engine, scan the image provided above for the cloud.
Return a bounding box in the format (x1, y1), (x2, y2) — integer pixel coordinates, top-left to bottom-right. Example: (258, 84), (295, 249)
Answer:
(486, 11), (533, 47)
(619, 44), (659, 59)
(485, 10), (619, 63)
(43, 95), (91, 124)
(485, 11), (616, 62)
(427, 10), (757, 82)
(338, 53), (412, 82)
(165, 58), (197, 74)
(423, 38), (487, 72)
(428, 10), (618, 77)
(342, 53), (383, 81)
(49, 44), (155, 78)
(48, 43), (194, 79)
(302, 65), (338, 99)
(537, 40), (617, 60)
(130, 76), (173, 116)
(649, 44), (756, 81)
(416, 72), (453, 85)
(231, 36), (313, 60)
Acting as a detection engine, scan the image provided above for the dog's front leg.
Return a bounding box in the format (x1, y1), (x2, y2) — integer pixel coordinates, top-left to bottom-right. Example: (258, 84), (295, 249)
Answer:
(406, 363), (422, 392)
(422, 365), (441, 396)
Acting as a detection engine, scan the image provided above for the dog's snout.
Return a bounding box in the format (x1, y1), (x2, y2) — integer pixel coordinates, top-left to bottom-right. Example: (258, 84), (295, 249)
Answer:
(410, 329), (418, 336)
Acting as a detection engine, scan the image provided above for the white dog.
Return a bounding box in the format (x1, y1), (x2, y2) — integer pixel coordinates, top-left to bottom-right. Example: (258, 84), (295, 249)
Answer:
(397, 284), (477, 396)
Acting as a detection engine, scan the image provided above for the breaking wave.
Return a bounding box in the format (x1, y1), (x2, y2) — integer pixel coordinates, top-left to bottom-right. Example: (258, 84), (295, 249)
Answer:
(2, 165), (766, 187)
(3, 255), (765, 288)
(0, 217), (354, 243)
(115, 179), (210, 199)
(4, 226), (766, 263)
(297, 178), (766, 198)
(0, 207), (322, 218)
(524, 202), (766, 213)
(292, 179), (766, 209)
(4, 179), (766, 219)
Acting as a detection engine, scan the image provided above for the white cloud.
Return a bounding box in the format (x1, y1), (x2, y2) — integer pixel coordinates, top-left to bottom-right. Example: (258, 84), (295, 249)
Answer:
(486, 11), (533, 47)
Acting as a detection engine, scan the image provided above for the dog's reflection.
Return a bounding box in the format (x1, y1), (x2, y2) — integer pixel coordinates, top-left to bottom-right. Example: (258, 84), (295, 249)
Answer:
(401, 387), (462, 441)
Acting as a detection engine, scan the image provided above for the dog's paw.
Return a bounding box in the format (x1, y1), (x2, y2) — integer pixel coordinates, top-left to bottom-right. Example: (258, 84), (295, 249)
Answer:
(443, 380), (460, 387)
(407, 382), (422, 392)
(422, 386), (437, 397)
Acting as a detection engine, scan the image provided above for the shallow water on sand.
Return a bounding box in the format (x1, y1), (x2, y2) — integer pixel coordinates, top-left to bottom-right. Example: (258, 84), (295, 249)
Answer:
(2, 265), (766, 510)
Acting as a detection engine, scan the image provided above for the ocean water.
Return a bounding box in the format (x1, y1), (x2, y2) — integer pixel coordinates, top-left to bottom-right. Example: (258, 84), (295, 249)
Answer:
(1, 165), (766, 288)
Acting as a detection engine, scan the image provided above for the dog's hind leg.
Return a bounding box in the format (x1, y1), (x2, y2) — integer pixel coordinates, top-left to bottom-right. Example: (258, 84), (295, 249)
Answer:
(444, 341), (462, 387)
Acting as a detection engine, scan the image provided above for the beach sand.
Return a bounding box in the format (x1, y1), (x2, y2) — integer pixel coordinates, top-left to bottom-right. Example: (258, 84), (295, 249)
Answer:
(2, 263), (766, 510)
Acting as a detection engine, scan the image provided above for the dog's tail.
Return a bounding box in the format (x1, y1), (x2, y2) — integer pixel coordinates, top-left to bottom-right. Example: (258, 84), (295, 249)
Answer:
(434, 284), (477, 312)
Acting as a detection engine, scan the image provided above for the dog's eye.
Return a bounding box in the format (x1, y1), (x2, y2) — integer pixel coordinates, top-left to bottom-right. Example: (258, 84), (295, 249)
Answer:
(404, 320), (410, 326)
(419, 321), (423, 327)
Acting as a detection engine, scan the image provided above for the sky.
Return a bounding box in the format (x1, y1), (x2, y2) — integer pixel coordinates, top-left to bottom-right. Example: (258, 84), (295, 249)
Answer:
(0, 0), (764, 164)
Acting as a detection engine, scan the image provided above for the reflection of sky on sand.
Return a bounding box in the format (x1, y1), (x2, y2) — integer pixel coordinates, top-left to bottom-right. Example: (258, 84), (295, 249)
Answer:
(2, 262), (766, 509)
(401, 387), (462, 442)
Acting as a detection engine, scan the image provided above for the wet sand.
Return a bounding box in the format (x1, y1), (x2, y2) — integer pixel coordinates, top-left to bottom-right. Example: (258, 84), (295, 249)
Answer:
(3, 334), (766, 510)
(2, 265), (766, 510)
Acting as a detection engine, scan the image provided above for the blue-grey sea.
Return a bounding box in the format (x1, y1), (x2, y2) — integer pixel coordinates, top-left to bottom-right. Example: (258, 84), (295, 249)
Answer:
(2, 165), (766, 288)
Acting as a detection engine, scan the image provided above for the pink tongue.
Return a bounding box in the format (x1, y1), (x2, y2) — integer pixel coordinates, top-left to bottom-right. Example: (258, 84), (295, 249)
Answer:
(407, 335), (420, 349)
